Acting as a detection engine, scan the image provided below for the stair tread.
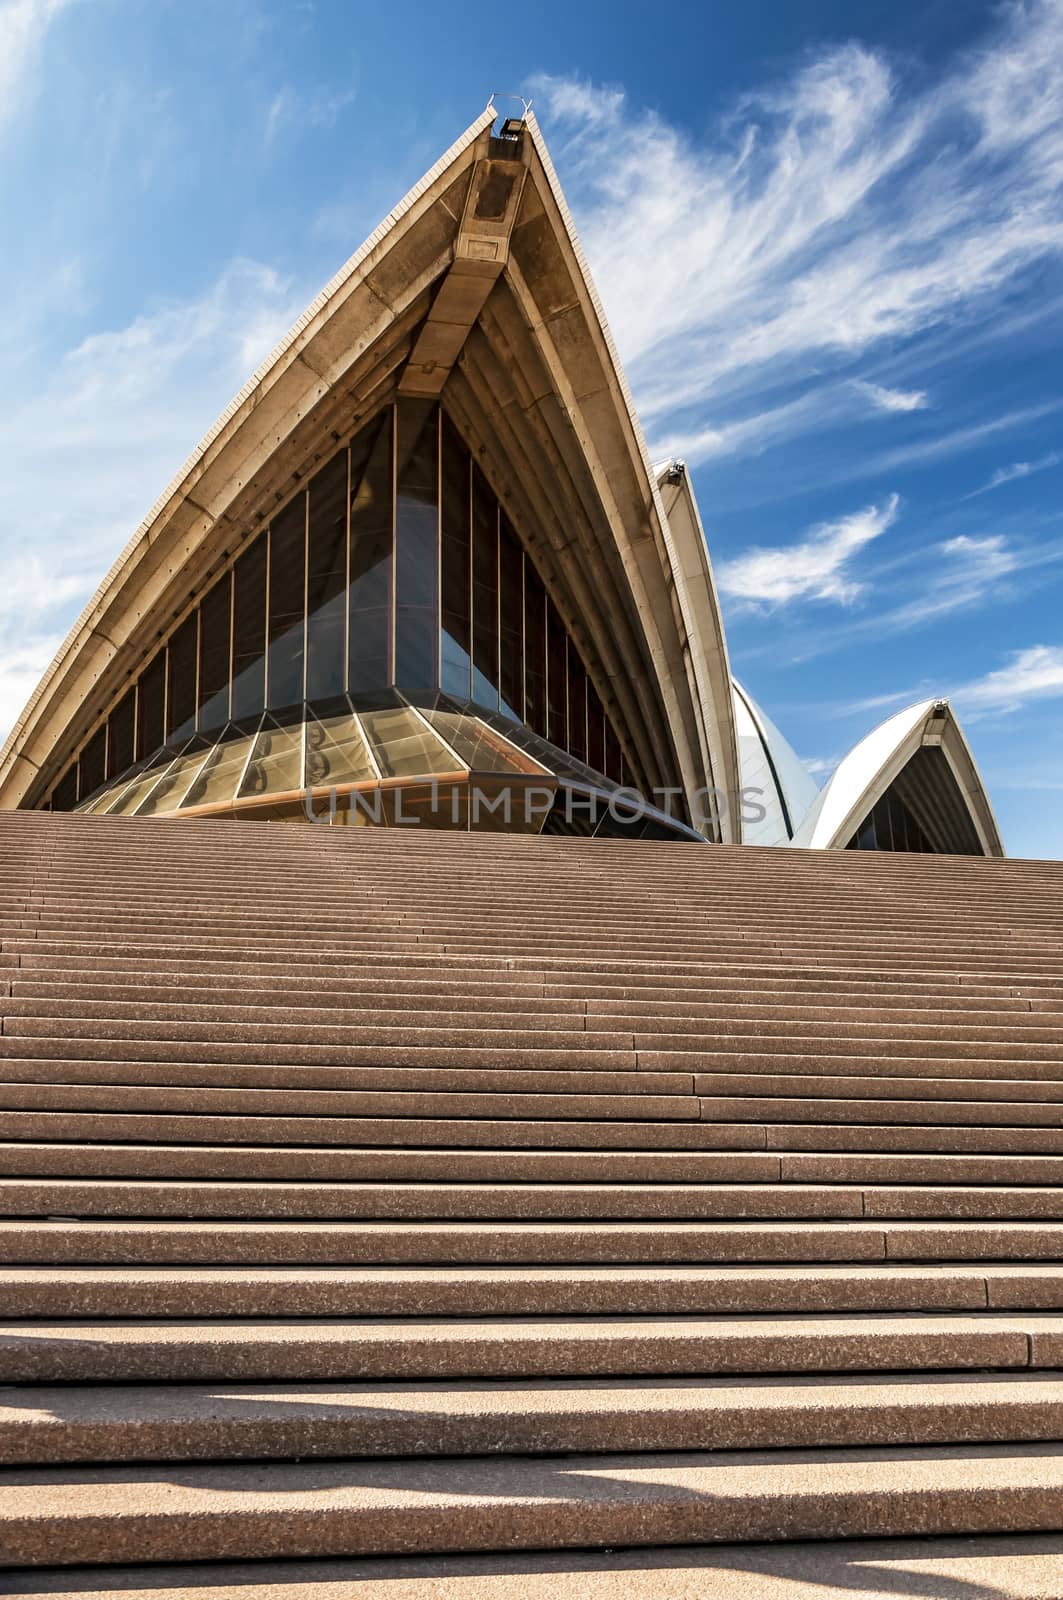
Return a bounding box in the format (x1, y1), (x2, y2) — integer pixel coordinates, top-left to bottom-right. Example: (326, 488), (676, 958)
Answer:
(5, 1444), (1063, 1565)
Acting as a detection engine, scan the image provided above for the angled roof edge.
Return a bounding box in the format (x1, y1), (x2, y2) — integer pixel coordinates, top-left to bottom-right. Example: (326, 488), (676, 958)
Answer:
(1, 103), (735, 838)
(517, 111), (740, 837)
(792, 698), (1005, 856)
(653, 462), (741, 833)
(0, 107), (497, 804)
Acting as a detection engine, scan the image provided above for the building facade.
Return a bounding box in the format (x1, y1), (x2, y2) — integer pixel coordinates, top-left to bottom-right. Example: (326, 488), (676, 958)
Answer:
(0, 106), (1004, 855)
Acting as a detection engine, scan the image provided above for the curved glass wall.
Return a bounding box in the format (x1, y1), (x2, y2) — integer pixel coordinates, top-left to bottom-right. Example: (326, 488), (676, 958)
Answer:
(73, 692), (698, 840)
(52, 399), (683, 834)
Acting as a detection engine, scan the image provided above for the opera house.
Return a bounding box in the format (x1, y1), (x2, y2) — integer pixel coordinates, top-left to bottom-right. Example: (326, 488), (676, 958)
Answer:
(8, 105), (1063, 1593)
(0, 104), (1002, 856)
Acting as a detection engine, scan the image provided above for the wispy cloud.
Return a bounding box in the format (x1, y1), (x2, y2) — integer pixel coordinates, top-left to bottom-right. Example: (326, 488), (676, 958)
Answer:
(852, 379), (929, 413)
(534, 2), (1063, 455)
(718, 494), (899, 607)
(0, 258), (307, 743)
(265, 82), (355, 144)
(954, 644), (1063, 713)
(0, 0), (66, 132)
(966, 450), (1063, 497)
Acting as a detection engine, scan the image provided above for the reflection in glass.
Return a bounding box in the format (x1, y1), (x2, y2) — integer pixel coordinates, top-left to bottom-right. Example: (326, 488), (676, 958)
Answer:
(568, 649), (588, 764)
(349, 408), (392, 694)
(240, 718), (303, 799)
(106, 689), (136, 781)
(181, 728), (257, 810)
(267, 498), (306, 712)
(197, 575), (232, 736)
(395, 402), (438, 692)
(79, 725), (107, 801)
(440, 413), (471, 699)
(420, 703), (547, 775)
(305, 707), (376, 788)
(471, 464), (498, 709)
(231, 537), (268, 723)
(547, 599), (567, 751)
(306, 451), (348, 703)
(524, 566), (547, 738)
(136, 744), (210, 817)
(166, 614), (198, 746)
(587, 681), (606, 776)
(58, 401), (636, 818)
(359, 705), (454, 779)
(499, 513), (523, 722)
(106, 750), (179, 817)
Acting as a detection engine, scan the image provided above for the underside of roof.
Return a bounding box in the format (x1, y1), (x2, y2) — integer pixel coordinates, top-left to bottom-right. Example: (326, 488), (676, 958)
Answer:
(0, 106), (739, 841)
(792, 699), (1004, 857)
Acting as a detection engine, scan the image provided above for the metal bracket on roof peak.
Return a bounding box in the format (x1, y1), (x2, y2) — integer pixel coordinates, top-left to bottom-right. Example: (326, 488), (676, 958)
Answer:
(487, 92), (533, 135)
(663, 459), (687, 484)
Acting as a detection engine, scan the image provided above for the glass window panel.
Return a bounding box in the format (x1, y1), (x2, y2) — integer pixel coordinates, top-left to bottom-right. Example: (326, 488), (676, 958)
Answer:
(135, 744), (211, 817)
(306, 449), (349, 703)
(106, 689), (136, 781)
(79, 781), (122, 815)
(267, 496), (307, 712)
(604, 720), (623, 784)
(166, 614), (198, 745)
(419, 705), (547, 775)
(305, 709), (377, 788)
(471, 464), (499, 710)
(231, 535), (268, 723)
(79, 725), (107, 800)
(101, 750), (173, 817)
(137, 650), (166, 761)
(471, 702), (618, 791)
(440, 413), (471, 700)
(394, 400), (438, 693)
(349, 407), (393, 694)
(587, 681), (606, 776)
(568, 648), (588, 763)
(547, 599), (568, 750)
(51, 766), (79, 811)
(499, 514), (523, 722)
(181, 728), (257, 810)
(523, 564), (548, 738)
(359, 705), (455, 779)
(198, 573), (232, 735)
(239, 718), (304, 799)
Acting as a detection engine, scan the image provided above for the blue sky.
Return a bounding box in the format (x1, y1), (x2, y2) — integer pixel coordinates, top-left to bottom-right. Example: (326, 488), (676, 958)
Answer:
(2, 0), (1062, 856)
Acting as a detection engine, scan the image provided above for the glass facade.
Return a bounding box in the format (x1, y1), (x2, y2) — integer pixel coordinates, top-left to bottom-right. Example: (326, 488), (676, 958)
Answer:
(53, 400), (665, 832)
(846, 788), (935, 853)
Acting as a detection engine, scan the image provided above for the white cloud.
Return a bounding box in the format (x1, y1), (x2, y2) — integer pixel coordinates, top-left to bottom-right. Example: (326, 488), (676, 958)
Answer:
(534, 2), (1063, 452)
(967, 450), (1063, 496)
(953, 644), (1063, 713)
(0, 258), (307, 744)
(717, 494), (899, 607)
(0, 0), (66, 131)
(880, 534), (1021, 628)
(852, 379), (928, 412)
(0, 632), (64, 741)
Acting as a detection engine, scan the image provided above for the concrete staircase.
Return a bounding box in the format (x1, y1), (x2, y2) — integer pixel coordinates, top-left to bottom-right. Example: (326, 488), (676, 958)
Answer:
(3, 809), (1063, 1595)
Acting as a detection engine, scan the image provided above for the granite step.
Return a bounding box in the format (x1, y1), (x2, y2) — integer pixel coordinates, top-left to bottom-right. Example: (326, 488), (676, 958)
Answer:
(6, 1177), (1063, 1222)
(7, 1371), (1063, 1465)
(0, 1262), (999, 1318)
(8, 1535), (1063, 1599)
(7, 1443), (1063, 1566)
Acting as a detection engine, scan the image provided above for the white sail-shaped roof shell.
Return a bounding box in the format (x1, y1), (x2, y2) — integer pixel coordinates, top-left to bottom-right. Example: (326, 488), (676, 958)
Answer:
(732, 680), (821, 846)
(793, 699), (1004, 856)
